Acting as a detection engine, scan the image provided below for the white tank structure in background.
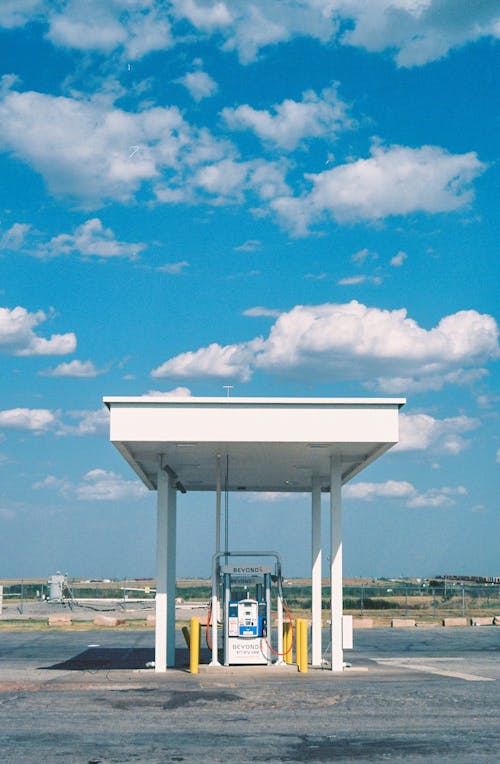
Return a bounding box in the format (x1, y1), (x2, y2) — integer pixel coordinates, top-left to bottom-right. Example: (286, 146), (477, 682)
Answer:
(47, 573), (67, 602)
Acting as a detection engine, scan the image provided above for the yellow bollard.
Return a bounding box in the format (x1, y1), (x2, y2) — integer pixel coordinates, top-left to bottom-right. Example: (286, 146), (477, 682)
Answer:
(189, 616), (200, 674)
(295, 618), (302, 671)
(182, 625), (190, 648)
(283, 621), (292, 665)
(296, 619), (308, 673)
(299, 619), (308, 673)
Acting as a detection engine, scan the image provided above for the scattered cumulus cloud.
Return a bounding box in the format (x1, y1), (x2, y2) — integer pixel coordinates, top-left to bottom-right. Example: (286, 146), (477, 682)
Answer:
(339, 0), (500, 68)
(176, 68), (218, 101)
(371, 367), (489, 394)
(46, 1), (172, 60)
(222, 83), (353, 150)
(244, 492), (299, 503)
(38, 219), (145, 260)
(391, 250), (408, 267)
(272, 144), (486, 234)
(344, 479), (467, 508)
(0, 305), (76, 356)
(0, 80), (232, 205)
(144, 386), (192, 397)
(0, 222), (31, 250)
(39, 359), (103, 378)
(352, 248), (377, 265)
(337, 275), (382, 286)
(58, 408), (109, 437)
(151, 339), (264, 382)
(0, 80), (486, 234)
(234, 239), (261, 252)
(397, 413), (481, 454)
(1, 2), (498, 68)
(242, 307), (282, 318)
(157, 260), (190, 274)
(173, 0), (338, 64)
(149, 301), (499, 392)
(305, 272), (327, 280)
(0, 408), (58, 433)
(33, 468), (148, 501)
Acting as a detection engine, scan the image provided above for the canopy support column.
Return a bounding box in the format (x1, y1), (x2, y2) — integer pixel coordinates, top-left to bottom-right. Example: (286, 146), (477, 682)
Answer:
(330, 455), (343, 671)
(311, 475), (322, 667)
(155, 457), (177, 672)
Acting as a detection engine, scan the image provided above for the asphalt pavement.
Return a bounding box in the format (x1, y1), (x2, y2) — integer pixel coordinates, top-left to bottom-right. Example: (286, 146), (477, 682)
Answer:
(0, 627), (498, 763)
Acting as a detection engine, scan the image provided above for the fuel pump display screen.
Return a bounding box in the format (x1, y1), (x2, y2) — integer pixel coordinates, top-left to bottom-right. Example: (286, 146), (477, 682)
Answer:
(236, 599), (259, 637)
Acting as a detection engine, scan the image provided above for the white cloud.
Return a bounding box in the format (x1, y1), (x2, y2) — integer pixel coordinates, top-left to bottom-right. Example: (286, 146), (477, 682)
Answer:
(34, 468), (148, 501)
(0, 0), (43, 29)
(337, 275), (382, 286)
(391, 250), (408, 267)
(272, 144), (486, 234)
(234, 239), (261, 252)
(157, 261), (190, 274)
(406, 485), (467, 508)
(344, 479), (467, 508)
(191, 157), (290, 203)
(255, 303), (499, 389)
(243, 307), (282, 318)
(151, 339), (263, 381)
(174, 0), (338, 64)
(244, 491), (299, 503)
(344, 480), (415, 501)
(352, 248), (377, 265)
(0, 222), (31, 250)
(0, 81), (230, 205)
(0, 305), (76, 356)
(39, 219), (145, 260)
(304, 272), (327, 281)
(150, 301), (499, 390)
(0, 408), (57, 432)
(172, 0), (233, 31)
(0, 81), (290, 210)
(371, 367), (489, 394)
(47, 1), (172, 60)
(222, 83), (352, 150)
(145, 386), (192, 397)
(397, 413), (480, 454)
(2, 2), (498, 68)
(175, 1), (500, 67)
(496, 448), (500, 464)
(177, 69), (218, 101)
(340, 0), (500, 68)
(58, 408), (109, 437)
(39, 359), (103, 378)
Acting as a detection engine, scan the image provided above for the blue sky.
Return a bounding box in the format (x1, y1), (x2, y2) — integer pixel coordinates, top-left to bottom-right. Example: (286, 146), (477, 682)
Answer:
(0, 1), (498, 580)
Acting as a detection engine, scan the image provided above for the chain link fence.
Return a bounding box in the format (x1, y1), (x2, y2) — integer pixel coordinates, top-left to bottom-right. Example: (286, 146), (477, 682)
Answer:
(342, 582), (500, 618)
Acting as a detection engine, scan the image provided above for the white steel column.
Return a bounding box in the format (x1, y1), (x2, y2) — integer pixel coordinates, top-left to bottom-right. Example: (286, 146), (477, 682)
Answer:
(215, 454), (221, 554)
(330, 455), (343, 671)
(155, 458), (177, 672)
(311, 475), (322, 667)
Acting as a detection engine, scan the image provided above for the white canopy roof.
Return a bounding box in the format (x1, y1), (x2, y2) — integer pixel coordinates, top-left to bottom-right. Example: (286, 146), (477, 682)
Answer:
(104, 396), (405, 493)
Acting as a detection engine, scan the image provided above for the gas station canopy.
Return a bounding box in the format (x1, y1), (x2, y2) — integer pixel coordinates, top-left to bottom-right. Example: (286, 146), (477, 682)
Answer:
(104, 395), (406, 672)
(103, 396), (406, 492)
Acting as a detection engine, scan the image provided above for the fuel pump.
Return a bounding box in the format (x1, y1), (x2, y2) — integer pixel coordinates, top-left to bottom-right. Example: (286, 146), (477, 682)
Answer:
(210, 552), (284, 666)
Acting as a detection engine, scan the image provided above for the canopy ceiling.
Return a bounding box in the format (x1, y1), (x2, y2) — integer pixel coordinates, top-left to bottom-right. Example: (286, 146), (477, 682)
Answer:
(104, 397), (405, 493)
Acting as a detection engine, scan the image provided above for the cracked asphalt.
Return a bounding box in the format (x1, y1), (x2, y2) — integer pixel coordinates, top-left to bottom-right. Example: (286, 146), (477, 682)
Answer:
(0, 627), (498, 763)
